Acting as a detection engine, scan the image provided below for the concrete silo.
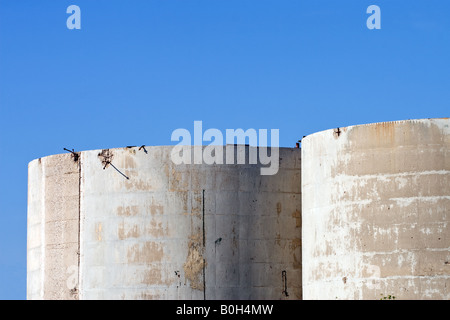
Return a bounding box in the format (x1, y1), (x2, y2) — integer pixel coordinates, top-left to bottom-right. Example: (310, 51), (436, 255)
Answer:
(301, 118), (450, 299)
(27, 145), (302, 300)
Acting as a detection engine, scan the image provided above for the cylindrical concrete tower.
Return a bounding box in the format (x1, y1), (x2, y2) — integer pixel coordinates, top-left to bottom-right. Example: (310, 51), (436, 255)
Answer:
(302, 118), (450, 299)
(27, 145), (301, 300)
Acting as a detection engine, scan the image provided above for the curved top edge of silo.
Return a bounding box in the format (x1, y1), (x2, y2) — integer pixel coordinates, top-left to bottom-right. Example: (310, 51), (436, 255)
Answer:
(301, 117), (449, 144)
(28, 144), (299, 166)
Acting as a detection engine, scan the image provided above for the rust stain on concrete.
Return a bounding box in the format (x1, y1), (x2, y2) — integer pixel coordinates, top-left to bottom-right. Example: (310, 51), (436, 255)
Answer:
(117, 205), (139, 217)
(145, 219), (167, 237)
(117, 204), (164, 217)
(127, 147), (137, 155)
(191, 192), (203, 216)
(149, 204), (164, 215)
(123, 155), (137, 169)
(183, 232), (205, 291)
(276, 202), (282, 215)
(290, 238), (301, 250)
(293, 252), (301, 270)
(95, 223), (103, 241)
(138, 293), (161, 300)
(118, 220), (168, 240)
(118, 223), (139, 240)
(373, 121), (396, 145)
(127, 241), (163, 263)
(275, 233), (281, 246)
(169, 168), (191, 192)
(143, 268), (172, 285)
(292, 209), (301, 228)
(124, 177), (152, 191)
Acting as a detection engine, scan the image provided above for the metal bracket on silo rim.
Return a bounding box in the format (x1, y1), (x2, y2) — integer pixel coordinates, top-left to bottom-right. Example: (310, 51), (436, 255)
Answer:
(333, 127), (342, 139)
(98, 149), (114, 169)
(64, 148), (80, 162)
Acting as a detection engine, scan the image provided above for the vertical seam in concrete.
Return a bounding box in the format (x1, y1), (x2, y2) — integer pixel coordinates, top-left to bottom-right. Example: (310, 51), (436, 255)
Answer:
(77, 153), (81, 300)
(202, 189), (206, 300)
(202, 189), (206, 247)
(40, 160), (46, 299)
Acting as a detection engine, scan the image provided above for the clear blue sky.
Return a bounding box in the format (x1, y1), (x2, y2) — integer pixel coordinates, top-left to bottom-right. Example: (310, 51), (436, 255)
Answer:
(0, 0), (449, 299)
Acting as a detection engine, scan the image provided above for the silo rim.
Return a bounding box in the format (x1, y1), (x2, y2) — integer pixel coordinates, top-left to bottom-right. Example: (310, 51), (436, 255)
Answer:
(27, 144), (300, 166)
(301, 117), (449, 143)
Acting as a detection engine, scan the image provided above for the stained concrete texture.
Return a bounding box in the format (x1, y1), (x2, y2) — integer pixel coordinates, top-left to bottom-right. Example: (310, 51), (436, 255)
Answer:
(27, 145), (301, 300)
(28, 118), (450, 300)
(302, 118), (450, 299)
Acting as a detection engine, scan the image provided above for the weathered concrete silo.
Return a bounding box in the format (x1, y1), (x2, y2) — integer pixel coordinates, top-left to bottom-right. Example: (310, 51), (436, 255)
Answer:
(27, 145), (301, 300)
(302, 118), (450, 299)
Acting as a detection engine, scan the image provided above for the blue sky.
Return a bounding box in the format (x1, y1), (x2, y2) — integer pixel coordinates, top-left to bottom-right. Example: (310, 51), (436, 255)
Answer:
(0, 0), (449, 299)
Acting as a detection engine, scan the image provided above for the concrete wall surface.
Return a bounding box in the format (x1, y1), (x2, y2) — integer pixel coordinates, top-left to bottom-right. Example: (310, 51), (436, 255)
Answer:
(27, 146), (302, 300)
(302, 118), (450, 299)
(28, 118), (449, 300)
